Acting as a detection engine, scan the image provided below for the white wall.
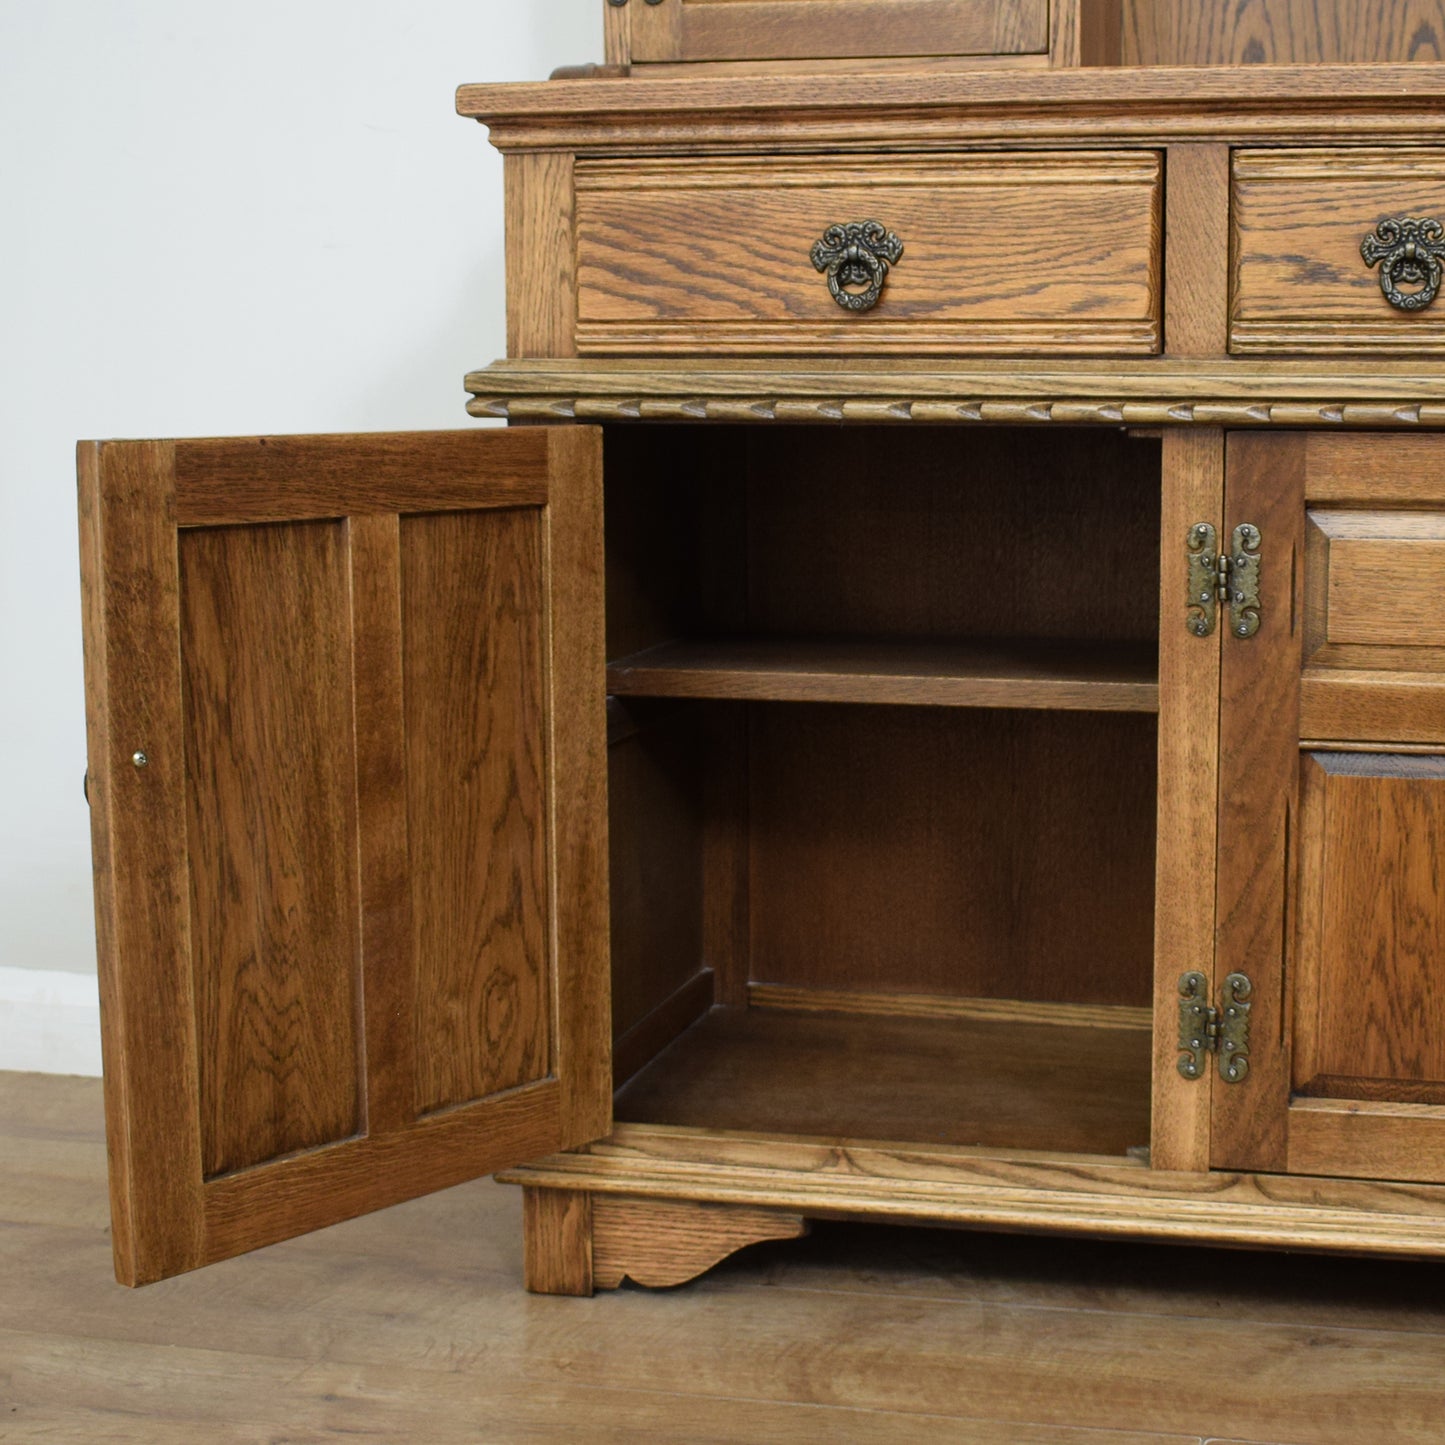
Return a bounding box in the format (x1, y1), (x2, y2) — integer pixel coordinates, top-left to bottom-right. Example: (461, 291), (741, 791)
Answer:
(0, 0), (600, 1071)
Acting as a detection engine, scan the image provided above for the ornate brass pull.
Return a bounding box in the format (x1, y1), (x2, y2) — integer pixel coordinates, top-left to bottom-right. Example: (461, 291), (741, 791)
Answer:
(810, 220), (904, 313)
(1361, 217), (1445, 312)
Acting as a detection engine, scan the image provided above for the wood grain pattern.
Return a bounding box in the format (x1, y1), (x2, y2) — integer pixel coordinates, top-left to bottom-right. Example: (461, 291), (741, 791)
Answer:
(347, 515), (414, 1137)
(38, 1074), (1412, 1444)
(741, 426), (1161, 646)
(748, 984), (1152, 1031)
(462, 62), (1445, 154)
(606, 711), (707, 1054)
(1123, 0), (1445, 66)
(1300, 671), (1445, 744)
(591, 1195), (808, 1291)
(1309, 509), (1445, 651)
(78, 430), (610, 1284)
(179, 520), (362, 1177)
(402, 508), (549, 1113)
(78, 439), (205, 1285)
(747, 705), (1158, 1007)
(573, 153), (1161, 356)
(173, 431), (550, 527)
(469, 356), (1445, 428)
(538, 427), (613, 1145)
(614, 1008), (1152, 1157)
(626, 0), (1047, 63)
(505, 153), (577, 360)
(508, 1118), (1445, 1258)
(522, 1186), (593, 1295)
(1164, 144), (1230, 356)
(613, 969), (716, 1088)
(1232, 149), (1445, 354)
(607, 638), (1159, 711)
(1294, 754), (1445, 1106)
(1209, 432), (1306, 1174)
(1151, 430), (1223, 1172)
(1052, 0), (1124, 66)
(1298, 435), (1445, 742)
(603, 0), (631, 67)
(1288, 1098), (1445, 1183)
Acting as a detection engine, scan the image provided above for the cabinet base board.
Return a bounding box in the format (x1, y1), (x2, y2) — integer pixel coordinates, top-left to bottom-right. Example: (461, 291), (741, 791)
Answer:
(499, 1123), (1445, 1277)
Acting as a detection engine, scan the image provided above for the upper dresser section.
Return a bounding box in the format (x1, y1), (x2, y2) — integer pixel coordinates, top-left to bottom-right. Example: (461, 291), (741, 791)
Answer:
(602, 0), (1111, 71)
(598, 0), (1445, 73)
(574, 151), (1161, 356)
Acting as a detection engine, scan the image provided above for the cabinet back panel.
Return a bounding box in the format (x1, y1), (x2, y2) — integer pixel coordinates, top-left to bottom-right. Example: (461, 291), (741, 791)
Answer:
(603, 426), (748, 660)
(748, 705), (1157, 1006)
(744, 428), (1160, 643)
(603, 425), (1162, 655)
(180, 521), (364, 1178)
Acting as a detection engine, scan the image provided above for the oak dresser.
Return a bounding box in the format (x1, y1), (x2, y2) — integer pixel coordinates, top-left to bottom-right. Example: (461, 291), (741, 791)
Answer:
(79, 0), (1445, 1292)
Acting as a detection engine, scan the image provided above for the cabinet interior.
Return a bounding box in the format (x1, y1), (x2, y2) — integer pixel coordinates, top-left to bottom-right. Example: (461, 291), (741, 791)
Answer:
(603, 425), (1162, 1159)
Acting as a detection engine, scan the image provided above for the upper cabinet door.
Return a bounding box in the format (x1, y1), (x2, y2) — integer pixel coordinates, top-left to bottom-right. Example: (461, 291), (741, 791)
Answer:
(78, 428), (609, 1285)
(623, 0), (1049, 64)
(1212, 432), (1445, 1185)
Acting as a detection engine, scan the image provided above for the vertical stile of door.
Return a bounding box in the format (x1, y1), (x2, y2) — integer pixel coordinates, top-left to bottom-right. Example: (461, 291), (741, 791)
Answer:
(1209, 432), (1306, 1173)
(1151, 429), (1224, 1171)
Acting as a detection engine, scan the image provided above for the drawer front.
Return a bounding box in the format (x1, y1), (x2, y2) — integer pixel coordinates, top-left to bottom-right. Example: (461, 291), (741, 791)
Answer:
(628, 0), (1049, 63)
(573, 153), (1162, 356)
(1233, 149), (1445, 354)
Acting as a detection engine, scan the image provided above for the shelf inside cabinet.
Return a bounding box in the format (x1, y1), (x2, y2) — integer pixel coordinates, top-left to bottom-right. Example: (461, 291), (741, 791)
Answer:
(606, 638), (1159, 712)
(614, 1005), (1153, 1157)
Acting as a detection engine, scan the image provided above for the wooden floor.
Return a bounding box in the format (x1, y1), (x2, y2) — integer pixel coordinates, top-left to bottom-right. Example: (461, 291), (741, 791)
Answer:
(6, 1073), (1445, 1444)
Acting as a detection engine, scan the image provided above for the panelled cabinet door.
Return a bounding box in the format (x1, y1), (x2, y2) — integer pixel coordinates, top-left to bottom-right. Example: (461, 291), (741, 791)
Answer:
(624, 0), (1049, 64)
(78, 428), (609, 1285)
(1213, 432), (1445, 1185)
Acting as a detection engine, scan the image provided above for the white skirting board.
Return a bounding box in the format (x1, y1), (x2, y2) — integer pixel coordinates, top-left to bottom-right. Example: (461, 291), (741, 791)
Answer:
(0, 966), (103, 1076)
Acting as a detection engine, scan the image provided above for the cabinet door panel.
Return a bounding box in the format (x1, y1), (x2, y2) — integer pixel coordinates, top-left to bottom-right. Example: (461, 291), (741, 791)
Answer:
(1295, 752), (1445, 1103)
(1215, 431), (1445, 1184)
(79, 428), (609, 1285)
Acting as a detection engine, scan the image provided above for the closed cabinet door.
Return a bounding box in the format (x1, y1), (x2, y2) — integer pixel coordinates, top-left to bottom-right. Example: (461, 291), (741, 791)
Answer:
(79, 427), (609, 1284)
(1208, 432), (1445, 1184)
(622, 0), (1049, 63)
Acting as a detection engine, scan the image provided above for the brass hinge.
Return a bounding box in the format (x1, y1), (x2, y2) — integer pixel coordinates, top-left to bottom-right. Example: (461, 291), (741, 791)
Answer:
(1186, 523), (1262, 639)
(1177, 972), (1253, 1083)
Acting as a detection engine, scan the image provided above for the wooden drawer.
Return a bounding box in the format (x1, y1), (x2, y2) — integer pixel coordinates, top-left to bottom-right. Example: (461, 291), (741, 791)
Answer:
(1233, 149), (1445, 354)
(623, 0), (1050, 64)
(573, 153), (1162, 356)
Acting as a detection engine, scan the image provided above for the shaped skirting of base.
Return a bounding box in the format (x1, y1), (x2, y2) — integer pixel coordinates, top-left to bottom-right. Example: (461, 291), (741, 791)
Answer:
(521, 1188), (808, 1296)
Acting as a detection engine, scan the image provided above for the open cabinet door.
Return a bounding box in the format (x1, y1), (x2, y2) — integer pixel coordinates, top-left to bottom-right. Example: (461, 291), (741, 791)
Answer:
(78, 428), (609, 1285)
(1212, 431), (1445, 1184)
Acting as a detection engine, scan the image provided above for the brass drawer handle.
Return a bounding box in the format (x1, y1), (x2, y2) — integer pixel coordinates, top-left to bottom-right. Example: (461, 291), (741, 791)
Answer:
(1361, 217), (1445, 312)
(810, 220), (904, 313)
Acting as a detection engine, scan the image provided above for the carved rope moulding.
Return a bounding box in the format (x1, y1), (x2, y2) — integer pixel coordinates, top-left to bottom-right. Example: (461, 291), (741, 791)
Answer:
(468, 396), (1445, 427)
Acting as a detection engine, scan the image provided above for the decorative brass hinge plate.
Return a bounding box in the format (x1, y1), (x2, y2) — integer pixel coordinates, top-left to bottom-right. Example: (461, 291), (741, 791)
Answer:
(1186, 523), (1261, 639)
(1178, 971), (1253, 1083)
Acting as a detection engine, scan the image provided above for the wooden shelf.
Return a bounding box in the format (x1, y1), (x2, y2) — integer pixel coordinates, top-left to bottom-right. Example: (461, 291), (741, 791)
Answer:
(614, 1006), (1152, 1158)
(607, 638), (1158, 712)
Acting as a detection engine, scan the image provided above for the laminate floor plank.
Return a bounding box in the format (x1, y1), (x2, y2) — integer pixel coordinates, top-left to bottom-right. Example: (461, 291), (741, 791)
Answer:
(742, 1221), (1445, 1337)
(4, 1329), (1199, 1445)
(6, 1072), (1445, 1443)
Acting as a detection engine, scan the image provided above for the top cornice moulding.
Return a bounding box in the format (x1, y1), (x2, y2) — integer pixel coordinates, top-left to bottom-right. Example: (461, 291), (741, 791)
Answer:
(457, 63), (1445, 148)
